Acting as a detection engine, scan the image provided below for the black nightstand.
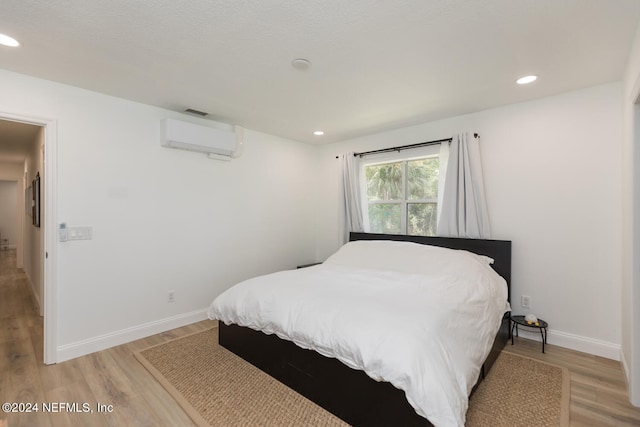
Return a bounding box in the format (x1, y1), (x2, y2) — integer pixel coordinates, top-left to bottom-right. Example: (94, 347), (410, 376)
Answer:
(510, 315), (549, 353)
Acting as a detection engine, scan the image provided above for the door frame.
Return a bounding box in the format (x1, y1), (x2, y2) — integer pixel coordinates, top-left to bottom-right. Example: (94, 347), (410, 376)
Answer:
(632, 100), (640, 406)
(0, 110), (58, 365)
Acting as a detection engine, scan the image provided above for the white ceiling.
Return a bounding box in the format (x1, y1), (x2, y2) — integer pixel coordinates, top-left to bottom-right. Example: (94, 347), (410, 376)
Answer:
(1, 0), (639, 145)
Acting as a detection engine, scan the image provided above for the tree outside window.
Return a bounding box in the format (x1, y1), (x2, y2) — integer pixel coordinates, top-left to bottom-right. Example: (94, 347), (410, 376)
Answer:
(365, 156), (439, 236)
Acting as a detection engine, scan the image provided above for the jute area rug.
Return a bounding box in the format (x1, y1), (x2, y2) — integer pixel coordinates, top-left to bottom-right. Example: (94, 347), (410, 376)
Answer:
(134, 327), (569, 427)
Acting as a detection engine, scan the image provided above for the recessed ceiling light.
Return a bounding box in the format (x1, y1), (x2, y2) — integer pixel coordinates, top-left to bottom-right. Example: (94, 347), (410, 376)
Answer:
(516, 75), (537, 85)
(0, 33), (20, 47)
(313, 130), (324, 136)
(292, 58), (311, 71)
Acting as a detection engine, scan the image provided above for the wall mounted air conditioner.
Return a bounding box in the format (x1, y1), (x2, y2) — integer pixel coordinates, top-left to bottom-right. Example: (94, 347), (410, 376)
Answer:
(161, 118), (244, 160)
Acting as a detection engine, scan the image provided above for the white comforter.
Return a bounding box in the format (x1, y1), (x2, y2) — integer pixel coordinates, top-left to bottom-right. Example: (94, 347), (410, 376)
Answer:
(208, 241), (508, 427)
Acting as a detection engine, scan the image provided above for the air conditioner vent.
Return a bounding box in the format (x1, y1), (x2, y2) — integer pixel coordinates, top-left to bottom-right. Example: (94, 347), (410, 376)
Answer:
(160, 118), (244, 160)
(184, 108), (209, 117)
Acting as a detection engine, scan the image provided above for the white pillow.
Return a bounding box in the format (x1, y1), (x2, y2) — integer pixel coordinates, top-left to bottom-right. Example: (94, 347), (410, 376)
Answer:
(324, 240), (494, 277)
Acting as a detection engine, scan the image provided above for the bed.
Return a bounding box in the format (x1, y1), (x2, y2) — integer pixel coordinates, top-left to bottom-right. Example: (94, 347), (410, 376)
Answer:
(208, 232), (511, 427)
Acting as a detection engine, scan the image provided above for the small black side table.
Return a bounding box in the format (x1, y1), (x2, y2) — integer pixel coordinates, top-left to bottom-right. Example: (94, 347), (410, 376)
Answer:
(510, 315), (549, 353)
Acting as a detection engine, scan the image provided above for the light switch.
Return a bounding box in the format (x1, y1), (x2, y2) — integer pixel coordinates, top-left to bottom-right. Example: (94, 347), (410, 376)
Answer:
(67, 226), (93, 241)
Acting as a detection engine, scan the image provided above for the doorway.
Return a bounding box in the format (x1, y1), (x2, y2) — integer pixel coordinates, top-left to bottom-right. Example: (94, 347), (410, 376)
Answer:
(0, 113), (57, 365)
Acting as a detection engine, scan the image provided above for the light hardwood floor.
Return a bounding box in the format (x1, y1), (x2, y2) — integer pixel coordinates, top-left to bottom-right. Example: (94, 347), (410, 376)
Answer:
(1, 248), (640, 426)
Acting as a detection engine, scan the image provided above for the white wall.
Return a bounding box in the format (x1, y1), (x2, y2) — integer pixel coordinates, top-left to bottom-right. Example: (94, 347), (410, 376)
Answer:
(0, 69), (319, 361)
(317, 83), (623, 359)
(0, 161), (25, 268)
(0, 180), (18, 247)
(621, 20), (640, 406)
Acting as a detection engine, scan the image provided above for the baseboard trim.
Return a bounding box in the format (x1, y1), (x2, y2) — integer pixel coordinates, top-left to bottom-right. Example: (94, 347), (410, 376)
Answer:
(56, 309), (209, 363)
(621, 348), (631, 388)
(514, 327), (620, 360)
(620, 349), (640, 407)
(24, 271), (41, 314)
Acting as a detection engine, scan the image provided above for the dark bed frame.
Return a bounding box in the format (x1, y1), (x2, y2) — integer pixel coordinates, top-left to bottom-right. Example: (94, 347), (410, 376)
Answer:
(219, 232), (512, 426)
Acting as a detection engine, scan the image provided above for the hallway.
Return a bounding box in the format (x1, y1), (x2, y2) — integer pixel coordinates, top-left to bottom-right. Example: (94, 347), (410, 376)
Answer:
(0, 249), (46, 425)
(0, 248), (44, 362)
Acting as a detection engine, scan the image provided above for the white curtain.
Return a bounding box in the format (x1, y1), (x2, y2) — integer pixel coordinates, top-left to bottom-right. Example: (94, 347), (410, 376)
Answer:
(437, 140), (450, 221)
(437, 133), (491, 238)
(341, 152), (364, 242)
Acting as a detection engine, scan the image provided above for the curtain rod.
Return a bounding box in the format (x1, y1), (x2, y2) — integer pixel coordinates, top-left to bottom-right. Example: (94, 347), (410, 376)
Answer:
(335, 133), (479, 159)
(353, 137), (452, 157)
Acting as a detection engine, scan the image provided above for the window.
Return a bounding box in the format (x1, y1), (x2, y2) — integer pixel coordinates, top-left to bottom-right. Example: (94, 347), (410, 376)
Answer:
(363, 152), (440, 236)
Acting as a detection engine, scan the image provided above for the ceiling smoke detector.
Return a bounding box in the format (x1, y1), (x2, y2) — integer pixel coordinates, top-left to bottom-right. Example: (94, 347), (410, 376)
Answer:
(291, 58), (311, 71)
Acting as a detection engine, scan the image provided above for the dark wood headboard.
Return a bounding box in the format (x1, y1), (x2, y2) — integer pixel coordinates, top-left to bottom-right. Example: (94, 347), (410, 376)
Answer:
(349, 232), (512, 301)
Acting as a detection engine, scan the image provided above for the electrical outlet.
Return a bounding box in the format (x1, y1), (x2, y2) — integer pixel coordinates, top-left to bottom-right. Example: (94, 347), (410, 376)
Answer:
(168, 290), (175, 303)
(521, 295), (531, 308)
